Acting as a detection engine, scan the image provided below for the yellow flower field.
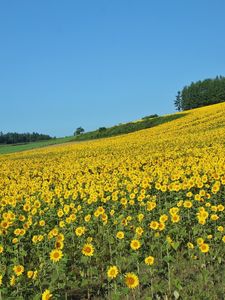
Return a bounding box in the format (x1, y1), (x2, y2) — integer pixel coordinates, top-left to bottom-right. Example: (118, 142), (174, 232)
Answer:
(0, 103), (225, 299)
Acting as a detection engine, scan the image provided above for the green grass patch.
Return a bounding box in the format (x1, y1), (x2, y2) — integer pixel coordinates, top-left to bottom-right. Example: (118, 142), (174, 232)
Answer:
(74, 113), (187, 141)
(0, 113), (187, 155)
(0, 137), (74, 155)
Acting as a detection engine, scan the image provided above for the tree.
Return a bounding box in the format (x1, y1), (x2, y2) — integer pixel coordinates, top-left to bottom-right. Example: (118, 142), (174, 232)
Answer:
(98, 127), (107, 133)
(0, 132), (52, 144)
(174, 91), (182, 111)
(74, 127), (85, 136)
(175, 76), (225, 111)
(142, 114), (158, 120)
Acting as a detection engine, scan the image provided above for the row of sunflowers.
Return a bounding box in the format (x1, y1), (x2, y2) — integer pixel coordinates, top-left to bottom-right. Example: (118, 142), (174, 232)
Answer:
(0, 103), (225, 299)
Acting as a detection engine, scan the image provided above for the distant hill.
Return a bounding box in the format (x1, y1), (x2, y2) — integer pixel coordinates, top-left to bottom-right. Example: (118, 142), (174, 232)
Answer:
(73, 113), (185, 141)
(0, 112), (185, 154)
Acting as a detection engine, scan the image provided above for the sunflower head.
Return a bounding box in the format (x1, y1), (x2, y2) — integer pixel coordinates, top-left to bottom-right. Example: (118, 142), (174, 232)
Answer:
(42, 289), (52, 300)
(130, 239), (141, 250)
(50, 249), (63, 262)
(145, 256), (154, 266)
(107, 266), (119, 279)
(199, 243), (209, 253)
(82, 243), (94, 256)
(124, 272), (139, 289)
(13, 265), (24, 276)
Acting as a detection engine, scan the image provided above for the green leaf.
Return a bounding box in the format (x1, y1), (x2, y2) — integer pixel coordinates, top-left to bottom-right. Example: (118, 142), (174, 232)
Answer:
(171, 242), (180, 250)
(81, 279), (89, 287)
(32, 293), (41, 300)
(163, 255), (175, 264)
(174, 290), (180, 299)
(80, 256), (89, 264)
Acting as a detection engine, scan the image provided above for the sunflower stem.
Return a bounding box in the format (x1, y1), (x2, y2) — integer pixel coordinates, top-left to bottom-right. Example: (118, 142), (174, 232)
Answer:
(166, 246), (171, 296)
(150, 268), (154, 299)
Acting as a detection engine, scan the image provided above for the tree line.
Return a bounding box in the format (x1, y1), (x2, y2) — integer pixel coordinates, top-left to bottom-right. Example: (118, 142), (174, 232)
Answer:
(0, 132), (52, 144)
(174, 75), (225, 111)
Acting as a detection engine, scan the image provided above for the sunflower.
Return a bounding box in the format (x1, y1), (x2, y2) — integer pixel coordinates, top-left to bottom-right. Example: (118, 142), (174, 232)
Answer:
(33, 270), (38, 279)
(55, 240), (64, 250)
(0, 274), (2, 286)
(0, 220), (10, 229)
(14, 228), (21, 236)
(183, 200), (192, 208)
(145, 256), (154, 266)
(84, 215), (91, 222)
(124, 272), (139, 289)
(82, 243), (94, 256)
(197, 238), (204, 245)
(75, 226), (85, 237)
(135, 227), (144, 236)
(42, 289), (52, 300)
(27, 271), (33, 279)
(130, 239), (141, 250)
(107, 266), (119, 279)
(116, 231), (124, 239)
(171, 214), (180, 223)
(158, 222), (165, 231)
(39, 220), (45, 226)
(149, 221), (159, 230)
(138, 213), (144, 222)
(159, 214), (168, 223)
(217, 204), (224, 211)
(13, 265), (24, 276)
(211, 214), (219, 221)
(12, 238), (18, 244)
(50, 249), (63, 262)
(57, 233), (65, 241)
(217, 226), (224, 232)
(199, 243), (209, 253)
(187, 242), (194, 249)
(10, 275), (16, 286)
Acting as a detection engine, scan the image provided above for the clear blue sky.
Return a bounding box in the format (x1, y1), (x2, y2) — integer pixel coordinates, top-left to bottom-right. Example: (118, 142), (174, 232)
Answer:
(1, 0), (225, 137)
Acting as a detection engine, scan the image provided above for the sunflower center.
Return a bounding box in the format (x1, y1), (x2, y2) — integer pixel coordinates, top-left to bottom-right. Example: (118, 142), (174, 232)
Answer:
(54, 252), (60, 258)
(127, 277), (135, 285)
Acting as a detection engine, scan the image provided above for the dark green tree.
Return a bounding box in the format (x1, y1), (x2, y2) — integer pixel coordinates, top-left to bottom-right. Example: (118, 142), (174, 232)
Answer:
(174, 91), (182, 111)
(178, 76), (225, 111)
(74, 127), (85, 136)
(0, 132), (52, 144)
(98, 127), (107, 133)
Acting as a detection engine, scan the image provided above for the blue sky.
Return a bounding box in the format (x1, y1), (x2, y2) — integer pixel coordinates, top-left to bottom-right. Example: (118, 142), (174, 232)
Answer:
(1, 0), (225, 137)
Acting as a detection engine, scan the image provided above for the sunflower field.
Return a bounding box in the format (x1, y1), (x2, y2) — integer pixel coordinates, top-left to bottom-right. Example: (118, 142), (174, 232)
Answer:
(0, 103), (225, 299)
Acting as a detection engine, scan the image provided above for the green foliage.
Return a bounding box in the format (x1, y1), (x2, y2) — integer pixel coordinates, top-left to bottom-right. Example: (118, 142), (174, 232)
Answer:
(174, 91), (182, 111)
(141, 114), (159, 120)
(0, 132), (52, 144)
(0, 114), (187, 155)
(98, 127), (107, 132)
(0, 137), (74, 155)
(74, 114), (186, 141)
(178, 75), (225, 110)
(74, 127), (85, 136)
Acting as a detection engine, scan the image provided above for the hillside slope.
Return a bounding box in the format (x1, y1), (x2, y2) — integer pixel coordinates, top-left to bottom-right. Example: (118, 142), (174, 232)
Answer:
(0, 102), (225, 299)
(0, 112), (185, 155)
